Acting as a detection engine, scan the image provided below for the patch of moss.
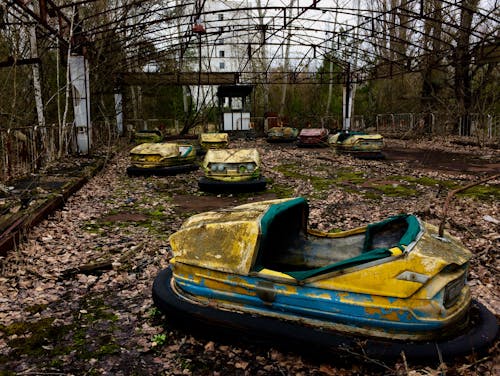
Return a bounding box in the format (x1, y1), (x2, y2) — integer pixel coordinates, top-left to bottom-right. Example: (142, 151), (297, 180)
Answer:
(309, 176), (333, 192)
(362, 191), (382, 200)
(5, 317), (71, 358)
(148, 208), (165, 218)
(274, 164), (333, 194)
(267, 182), (295, 198)
(457, 184), (500, 201)
(94, 341), (121, 357)
(68, 297), (122, 360)
(388, 175), (457, 189)
(135, 220), (170, 238)
(80, 297), (119, 323)
(82, 222), (105, 234)
(371, 183), (419, 197)
(330, 168), (367, 185)
(25, 303), (48, 314)
(387, 175), (500, 201)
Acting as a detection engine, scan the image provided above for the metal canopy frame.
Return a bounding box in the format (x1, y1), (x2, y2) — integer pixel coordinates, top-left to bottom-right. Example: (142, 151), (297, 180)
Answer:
(2, 0), (497, 84)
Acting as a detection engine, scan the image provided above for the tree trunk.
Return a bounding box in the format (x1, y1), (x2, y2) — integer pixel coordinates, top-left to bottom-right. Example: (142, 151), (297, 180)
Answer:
(27, 2), (47, 165)
(420, 0), (443, 133)
(60, 7), (75, 158)
(279, 0), (295, 118)
(454, 0), (479, 136)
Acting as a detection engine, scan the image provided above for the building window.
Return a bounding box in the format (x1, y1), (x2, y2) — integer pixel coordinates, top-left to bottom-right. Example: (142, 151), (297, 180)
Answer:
(216, 38), (224, 45)
(219, 50), (225, 58)
(218, 14), (224, 21)
(219, 62), (225, 70)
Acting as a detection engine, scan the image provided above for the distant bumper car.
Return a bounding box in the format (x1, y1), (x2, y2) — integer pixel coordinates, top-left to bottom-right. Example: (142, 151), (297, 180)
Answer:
(266, 126), (299, 143)
(132, 129), (163, 144)
(198, 148), (266, 193)
(153, 197), (498, 361)
(199, 133), (229, 153)
(328, 131), (385, 158)
(297, 128), (329, 147)
(126, 142), (197, 176)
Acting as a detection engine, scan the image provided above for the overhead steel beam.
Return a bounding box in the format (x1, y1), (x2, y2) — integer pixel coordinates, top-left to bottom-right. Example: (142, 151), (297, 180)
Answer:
(12, 0), (69, 46)
(0, 57), (42, 68)
(118, 72), (240, 86)
(118, 71), (354, 86)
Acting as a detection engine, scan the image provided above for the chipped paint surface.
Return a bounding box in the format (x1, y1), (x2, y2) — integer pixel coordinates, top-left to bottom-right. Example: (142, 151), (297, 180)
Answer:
(199, 133), (229, 150)
(130, 142), (196, 167)
(328, 132), (384, 152)
(267, 127), (299, 139)
(168, 197), (473, 340)
(299, 128), (328, 137)
(170, 221), (260, 275)
(172, 261), (471, 340)
(203, 148), (260, 166)
(201, 148), (262, 181)
(200, 133), (229, 143)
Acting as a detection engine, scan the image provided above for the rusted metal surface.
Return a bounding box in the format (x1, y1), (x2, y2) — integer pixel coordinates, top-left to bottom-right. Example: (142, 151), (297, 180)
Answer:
(129, 143), (196, 168)
(119, 72), (239, 86)
(0, 157), (105, 256)
(166, 198), (474, 341)
(201, 148), (261, 182)
(199, 133), (229, 151)
(328, 132), (385, 155)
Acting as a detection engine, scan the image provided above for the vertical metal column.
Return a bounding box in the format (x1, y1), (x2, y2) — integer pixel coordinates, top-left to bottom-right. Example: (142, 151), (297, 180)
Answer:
(343, 63), (352, 131)
(114, 91), (123, 136)
(69, 55), (91, 154)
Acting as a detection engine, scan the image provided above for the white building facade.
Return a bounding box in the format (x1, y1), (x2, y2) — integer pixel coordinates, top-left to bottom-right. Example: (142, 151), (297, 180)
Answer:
(189, 1), (256, 109)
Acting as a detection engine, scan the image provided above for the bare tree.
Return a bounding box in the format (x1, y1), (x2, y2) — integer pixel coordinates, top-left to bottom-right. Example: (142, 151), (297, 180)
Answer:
(279, 0), (296, 118)
(453, 0), (480, 136)
(420, 0), (444, 132)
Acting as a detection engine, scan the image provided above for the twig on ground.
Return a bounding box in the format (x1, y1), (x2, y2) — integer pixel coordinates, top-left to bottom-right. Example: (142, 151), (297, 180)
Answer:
(438, 173), (500, 237)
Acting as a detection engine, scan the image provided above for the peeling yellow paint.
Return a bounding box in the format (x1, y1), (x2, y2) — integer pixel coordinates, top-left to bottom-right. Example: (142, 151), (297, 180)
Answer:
(130, 142), (196, 167)
(202, 148), (261, 167)
(168, 198), (472, 328)
(257, 268), (296, 280)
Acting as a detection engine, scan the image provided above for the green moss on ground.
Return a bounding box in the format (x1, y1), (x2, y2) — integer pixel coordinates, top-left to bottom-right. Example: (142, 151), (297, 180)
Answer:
(457, 184), (499, 201)
(3, 295), (122, 364)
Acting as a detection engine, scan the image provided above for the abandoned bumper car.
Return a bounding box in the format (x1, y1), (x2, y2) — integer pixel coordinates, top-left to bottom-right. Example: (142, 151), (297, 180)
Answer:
(297, 128), (329, 147)
(126, 142), (197, 176)
(131, 129), (163, 144)
(266, 126), (299, 143)
(199, 132), (229, 153)
(328, 131), (385, 158)
(198, 148), (267, 193)
(153, 197), (498, 361)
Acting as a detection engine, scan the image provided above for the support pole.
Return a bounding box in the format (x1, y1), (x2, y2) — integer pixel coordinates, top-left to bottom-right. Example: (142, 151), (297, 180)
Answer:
(69, 55), (91, 154)
(342, 63), (352, 131)
(114, 91), (123, 136)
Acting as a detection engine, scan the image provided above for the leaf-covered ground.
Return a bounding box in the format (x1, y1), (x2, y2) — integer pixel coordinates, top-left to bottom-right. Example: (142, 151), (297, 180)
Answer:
(0, 137), (498, 375)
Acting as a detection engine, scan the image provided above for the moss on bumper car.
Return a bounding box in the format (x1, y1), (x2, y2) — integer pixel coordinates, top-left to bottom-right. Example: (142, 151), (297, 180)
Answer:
(199, 132), (229, 152)
(266, 126), (299, 143)
(127, 142), (198, 176)
(328, 131), (385, 158)
(131, 129), (163, 144)
(153, 197), (498, 361)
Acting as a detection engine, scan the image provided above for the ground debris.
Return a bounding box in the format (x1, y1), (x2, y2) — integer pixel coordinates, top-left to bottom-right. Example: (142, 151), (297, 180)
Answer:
(0, 137), (498, 374)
